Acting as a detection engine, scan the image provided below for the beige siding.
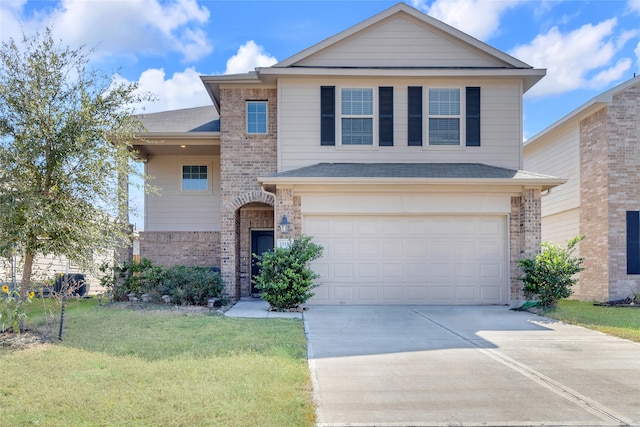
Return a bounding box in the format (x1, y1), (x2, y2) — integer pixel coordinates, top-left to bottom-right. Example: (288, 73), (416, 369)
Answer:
(524, 126), (580, 217)
(278, 78), (523, 171)
(541, 208), (580, 246)
(298, 16), (505, 68)
(146, 155), (221, 231)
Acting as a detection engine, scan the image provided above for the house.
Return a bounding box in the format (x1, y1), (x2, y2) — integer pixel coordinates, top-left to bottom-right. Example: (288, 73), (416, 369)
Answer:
(524, 75), (640, 302)
(134, 3), (564, 306)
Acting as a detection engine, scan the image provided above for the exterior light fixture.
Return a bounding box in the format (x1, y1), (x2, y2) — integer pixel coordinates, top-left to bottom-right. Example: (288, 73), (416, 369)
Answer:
(180, 144), (186, 148)
(279, 215), (290, 234)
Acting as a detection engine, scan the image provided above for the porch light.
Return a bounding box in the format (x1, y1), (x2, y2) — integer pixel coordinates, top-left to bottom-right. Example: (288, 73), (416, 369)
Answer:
(279, 215), (290, 234)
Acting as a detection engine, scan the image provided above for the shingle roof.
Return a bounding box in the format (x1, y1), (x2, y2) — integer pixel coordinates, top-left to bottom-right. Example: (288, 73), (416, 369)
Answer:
(267, 163), (555, 180)
(138, 105), (219, 133)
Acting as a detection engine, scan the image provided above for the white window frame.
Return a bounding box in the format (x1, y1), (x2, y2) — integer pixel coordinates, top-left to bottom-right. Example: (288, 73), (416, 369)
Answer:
(246, 101), (268, 135)
(425, 87), (464, 148)
(337, 87), (378, 149)
(181, 164), (209, 192)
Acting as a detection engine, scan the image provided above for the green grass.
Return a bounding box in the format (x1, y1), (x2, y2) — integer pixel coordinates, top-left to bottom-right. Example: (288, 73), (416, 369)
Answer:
(0, 299), (316, 426)
(542, 299), (640, 342)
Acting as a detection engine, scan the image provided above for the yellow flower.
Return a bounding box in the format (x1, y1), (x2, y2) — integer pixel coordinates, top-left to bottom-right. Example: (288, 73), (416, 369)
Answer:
(1, 285), (8, 293)
(29, 291), (35, 299)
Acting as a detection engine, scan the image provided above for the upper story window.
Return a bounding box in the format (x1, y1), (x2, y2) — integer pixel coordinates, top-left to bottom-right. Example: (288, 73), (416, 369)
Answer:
(182, 165), (208, 191)
(246, 101), (267, 134)
(341, 88), (373, 145)
(428, 88), (460, 145)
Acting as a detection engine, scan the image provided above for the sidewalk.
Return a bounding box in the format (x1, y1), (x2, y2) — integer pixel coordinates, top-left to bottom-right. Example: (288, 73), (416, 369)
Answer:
(224, 297), (303, 319)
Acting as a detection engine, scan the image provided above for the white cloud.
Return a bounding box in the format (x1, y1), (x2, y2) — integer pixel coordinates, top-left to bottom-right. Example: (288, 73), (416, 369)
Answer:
(511, 18), (631, 97)
(628, 0), (640, 13)
(224, 40), (278, 75)
(116, 67), (211, 114)
(1, 0), (212, 62)
(635, 41), (640, 71)
(411, 0), (521, 41)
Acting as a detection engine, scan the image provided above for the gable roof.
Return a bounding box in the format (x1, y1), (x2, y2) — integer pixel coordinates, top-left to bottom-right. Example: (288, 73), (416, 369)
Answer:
(274, 3), (531, 69)
(202, 2), (546, 109)
(525, 75), (640, 147)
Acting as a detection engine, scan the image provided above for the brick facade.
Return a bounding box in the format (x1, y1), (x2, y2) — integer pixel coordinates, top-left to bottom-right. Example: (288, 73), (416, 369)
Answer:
(219, 87), (278, 300)
(578, 82), (640, 301)
(509, 189), (542, 303)
(139, 231), (221, 267)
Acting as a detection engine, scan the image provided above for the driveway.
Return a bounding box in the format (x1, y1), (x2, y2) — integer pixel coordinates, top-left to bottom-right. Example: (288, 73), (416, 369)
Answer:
(304, 305), (640, 427)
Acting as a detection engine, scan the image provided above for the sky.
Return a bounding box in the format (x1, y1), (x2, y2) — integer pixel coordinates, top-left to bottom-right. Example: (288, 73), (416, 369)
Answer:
(1, 0), (640, 229)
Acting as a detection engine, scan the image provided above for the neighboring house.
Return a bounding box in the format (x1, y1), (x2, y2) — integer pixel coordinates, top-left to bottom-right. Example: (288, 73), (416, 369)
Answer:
(524, 75), (640, 302)
(134, 3), (563, 306)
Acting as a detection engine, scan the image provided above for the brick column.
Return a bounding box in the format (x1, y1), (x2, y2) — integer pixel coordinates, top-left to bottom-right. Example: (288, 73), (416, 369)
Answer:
(509, 188), (542, 303)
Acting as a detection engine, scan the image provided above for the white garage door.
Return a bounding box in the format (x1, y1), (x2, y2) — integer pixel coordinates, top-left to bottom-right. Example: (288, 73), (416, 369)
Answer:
(305, 215), (507, 305)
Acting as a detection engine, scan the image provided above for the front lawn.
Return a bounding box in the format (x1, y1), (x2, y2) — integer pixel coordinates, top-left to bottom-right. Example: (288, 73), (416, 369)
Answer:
(0, 299), (316, 426)
(542, 299), (640, 342)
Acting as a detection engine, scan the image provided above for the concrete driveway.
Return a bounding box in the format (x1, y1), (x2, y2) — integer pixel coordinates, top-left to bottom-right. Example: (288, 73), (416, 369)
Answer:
(303, 305), (640, 427)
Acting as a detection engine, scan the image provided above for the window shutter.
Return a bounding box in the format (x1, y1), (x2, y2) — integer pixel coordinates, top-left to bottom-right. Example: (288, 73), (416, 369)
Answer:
(466, 86), (481, 147)
(627, 211), (640, 274)
(379, 87), (394, 146)
(320, 86), (335, 146)
(408, 86), (422, 146)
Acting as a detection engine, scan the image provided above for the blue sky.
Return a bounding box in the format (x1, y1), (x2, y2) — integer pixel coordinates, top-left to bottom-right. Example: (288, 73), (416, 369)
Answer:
(2, 0), (640, 229)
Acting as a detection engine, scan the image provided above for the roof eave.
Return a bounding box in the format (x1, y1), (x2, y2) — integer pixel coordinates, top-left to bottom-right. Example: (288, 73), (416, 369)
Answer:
(258, 176), (566, 191)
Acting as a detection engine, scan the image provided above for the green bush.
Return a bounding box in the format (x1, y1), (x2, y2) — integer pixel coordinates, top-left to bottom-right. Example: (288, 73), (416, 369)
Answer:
(518, 235), (585, 307)
(253, 235), (323, 311)
(158, 265), (224, 306)
(102, 259), (224, 306)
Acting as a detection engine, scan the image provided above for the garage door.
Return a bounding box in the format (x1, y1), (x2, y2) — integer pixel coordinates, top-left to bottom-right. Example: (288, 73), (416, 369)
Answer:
(304, 215), (506, 305)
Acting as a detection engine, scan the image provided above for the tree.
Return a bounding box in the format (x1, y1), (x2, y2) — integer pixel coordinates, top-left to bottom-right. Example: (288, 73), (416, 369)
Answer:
(0, 28), (152, 298)
(518, 235), (585, 307)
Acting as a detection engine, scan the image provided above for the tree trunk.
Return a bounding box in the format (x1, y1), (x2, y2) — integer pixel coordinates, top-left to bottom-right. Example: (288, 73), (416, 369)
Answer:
(20, 251), (35, 299)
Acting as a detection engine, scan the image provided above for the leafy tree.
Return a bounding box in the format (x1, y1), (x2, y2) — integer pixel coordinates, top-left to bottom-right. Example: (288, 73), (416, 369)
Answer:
(0, 28), (152, 298)
(253, 235), (323, 311)
(518, 235), (585, 307)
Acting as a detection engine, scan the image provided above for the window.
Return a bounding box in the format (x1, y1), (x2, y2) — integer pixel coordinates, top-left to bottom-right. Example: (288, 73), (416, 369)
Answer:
(341, 88), (373, 145)
(428, 88), (460, 145)
(628, 211), (640, 274)
(246, 101), (267, 134)
(182, 165), (208, 191)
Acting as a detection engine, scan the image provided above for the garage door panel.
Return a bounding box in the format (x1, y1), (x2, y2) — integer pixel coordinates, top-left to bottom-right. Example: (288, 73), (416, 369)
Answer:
(306, 215), (506, 305)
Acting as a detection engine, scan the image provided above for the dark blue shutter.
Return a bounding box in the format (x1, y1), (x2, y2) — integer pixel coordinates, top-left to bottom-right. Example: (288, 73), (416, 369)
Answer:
(379, 86), (393, 146)
(320, 86), (335, 146)
(627, 211), (640, 274)
(408, 86), (422, 146)
(466, 86), (481, 147)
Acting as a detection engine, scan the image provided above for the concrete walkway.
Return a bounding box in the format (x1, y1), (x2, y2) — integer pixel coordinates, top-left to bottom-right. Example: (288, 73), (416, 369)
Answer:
(224, 297), (303, 319)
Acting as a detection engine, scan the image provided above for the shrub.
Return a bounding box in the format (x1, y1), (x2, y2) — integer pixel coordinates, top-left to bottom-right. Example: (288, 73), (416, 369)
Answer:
(518, 235), (585, 307)
(101, 260), (224, 306)
(253, 235), (323, 311)
(157, 265), (224, 306)
(0, 284), (34, 333)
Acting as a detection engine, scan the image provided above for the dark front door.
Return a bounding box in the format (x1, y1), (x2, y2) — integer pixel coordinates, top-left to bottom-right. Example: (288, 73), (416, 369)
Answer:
(251, 230), (274, 295)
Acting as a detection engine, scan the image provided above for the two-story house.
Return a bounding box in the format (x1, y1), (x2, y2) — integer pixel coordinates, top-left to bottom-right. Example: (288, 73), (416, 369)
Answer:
(524, 75), (640, 302)
(134, 3), (563, 306)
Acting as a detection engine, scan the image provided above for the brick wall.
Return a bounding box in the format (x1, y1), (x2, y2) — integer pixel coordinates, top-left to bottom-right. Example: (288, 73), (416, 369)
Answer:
(139, 231), (221, 267)
(509, 189), (542, 303)
(219, 87), (278, 299)
(606, 82), (640, 299)
(579, 109), (610, 301)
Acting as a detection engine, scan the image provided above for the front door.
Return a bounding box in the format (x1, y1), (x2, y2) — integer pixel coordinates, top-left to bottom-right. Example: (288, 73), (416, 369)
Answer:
(251, 230), (274, 295)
